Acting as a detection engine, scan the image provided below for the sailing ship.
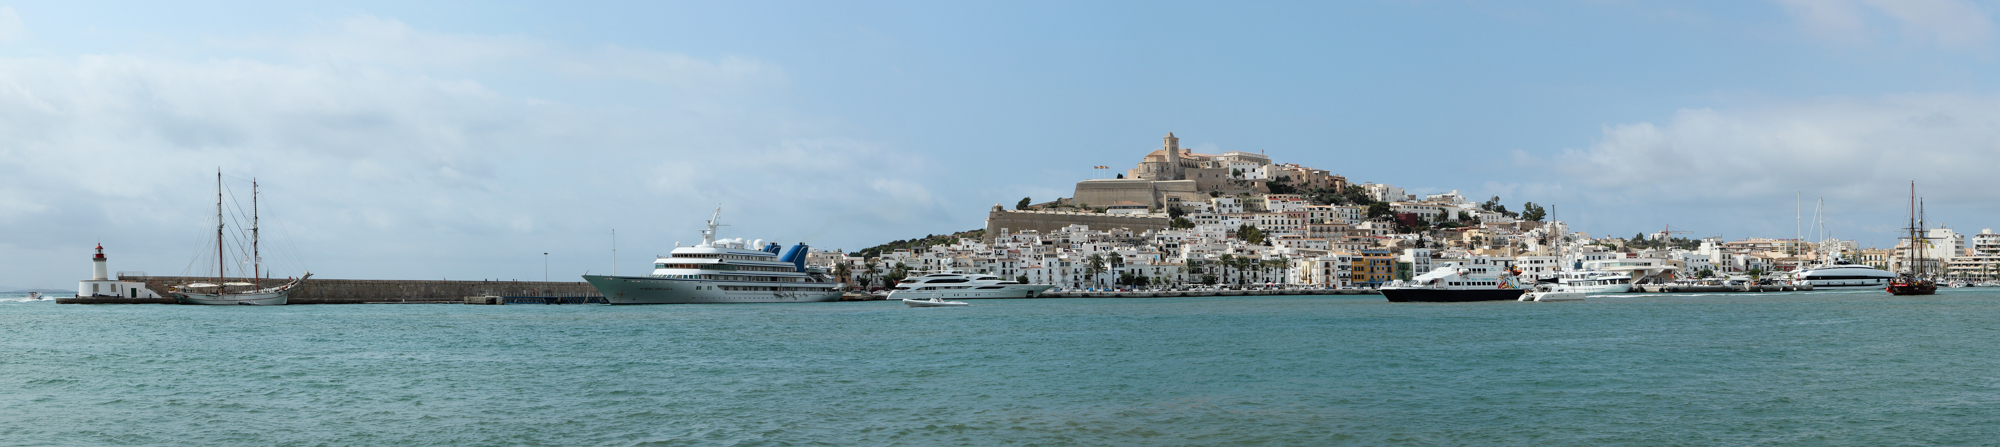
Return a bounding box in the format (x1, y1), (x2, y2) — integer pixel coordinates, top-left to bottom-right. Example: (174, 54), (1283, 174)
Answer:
(169, 172), (311, 305)
(1887, 181), (1936, 296)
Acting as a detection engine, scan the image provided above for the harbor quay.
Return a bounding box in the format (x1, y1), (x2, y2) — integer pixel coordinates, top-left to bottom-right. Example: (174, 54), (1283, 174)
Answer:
(57, 276), (600, 304)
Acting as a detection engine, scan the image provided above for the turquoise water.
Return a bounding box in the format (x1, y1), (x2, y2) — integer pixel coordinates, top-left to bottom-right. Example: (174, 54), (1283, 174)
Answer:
(5, 289), (2000, 445)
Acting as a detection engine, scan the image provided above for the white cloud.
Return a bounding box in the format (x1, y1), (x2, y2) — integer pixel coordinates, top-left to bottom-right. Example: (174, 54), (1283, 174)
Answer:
(1777, 0), (1996, 48)
(0, 15), (940, 286)
(1864, 0), (1995, 46)
(1523, 93), (2000, 240)
(0, 7), (23, 44)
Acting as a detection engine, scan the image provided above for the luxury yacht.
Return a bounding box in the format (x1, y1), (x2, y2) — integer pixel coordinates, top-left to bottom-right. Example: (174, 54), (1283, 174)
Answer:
(887, 272), (1055, 300)
(582, 208), (843, 304)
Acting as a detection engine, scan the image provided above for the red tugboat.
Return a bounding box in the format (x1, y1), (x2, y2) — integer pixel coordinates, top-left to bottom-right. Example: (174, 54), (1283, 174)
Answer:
(1887, 181), (1937, 296)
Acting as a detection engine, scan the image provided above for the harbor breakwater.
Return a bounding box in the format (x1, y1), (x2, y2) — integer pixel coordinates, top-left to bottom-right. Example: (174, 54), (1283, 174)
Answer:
(58, 276), (601, 304)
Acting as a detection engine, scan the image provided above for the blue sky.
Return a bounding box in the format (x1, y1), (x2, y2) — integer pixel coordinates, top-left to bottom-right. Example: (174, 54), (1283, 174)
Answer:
(5, 1), (2000, 287)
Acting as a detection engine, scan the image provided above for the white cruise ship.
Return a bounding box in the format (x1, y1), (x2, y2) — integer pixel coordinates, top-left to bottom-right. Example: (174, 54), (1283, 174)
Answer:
(582, 209), (843, 304)
(887, 272), (1055, 300)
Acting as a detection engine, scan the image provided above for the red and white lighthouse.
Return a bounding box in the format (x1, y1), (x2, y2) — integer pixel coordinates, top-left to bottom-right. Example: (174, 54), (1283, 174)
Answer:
(91, 244), (109, 281)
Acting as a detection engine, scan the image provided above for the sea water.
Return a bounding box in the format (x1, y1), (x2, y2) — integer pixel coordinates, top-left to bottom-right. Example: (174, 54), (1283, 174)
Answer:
(4, 289), (1999, 445)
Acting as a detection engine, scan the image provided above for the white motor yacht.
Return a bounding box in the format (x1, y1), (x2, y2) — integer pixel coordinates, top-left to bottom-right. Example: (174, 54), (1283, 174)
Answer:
(1555, 270), (1633, 294)
(903, 297), (971, 307)
(887, 272), (1054, 300)
(1521, 283), (1585, 302)
(1792, 263), (1895, 289)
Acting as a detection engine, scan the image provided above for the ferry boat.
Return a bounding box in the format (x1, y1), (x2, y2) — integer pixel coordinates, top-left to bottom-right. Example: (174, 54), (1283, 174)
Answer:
(582, 208), (843, 304)
(1381, 258), (1528, 302)
(887, 272), (1054, 300)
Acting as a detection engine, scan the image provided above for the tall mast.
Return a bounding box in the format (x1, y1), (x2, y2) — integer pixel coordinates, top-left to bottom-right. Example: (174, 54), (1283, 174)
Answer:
(217, 171), (225, 288)
(1908, 181), (1918, 276)
(1919, 198), (1927, 277)
(252, 178), (260, 287)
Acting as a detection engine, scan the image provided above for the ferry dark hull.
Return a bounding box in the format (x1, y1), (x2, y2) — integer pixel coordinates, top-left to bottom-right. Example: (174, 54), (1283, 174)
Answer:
(1382, 288), (1526, 303)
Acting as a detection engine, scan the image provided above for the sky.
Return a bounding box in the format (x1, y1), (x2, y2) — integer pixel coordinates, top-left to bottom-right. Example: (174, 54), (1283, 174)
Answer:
(5, 0), (2000, 288)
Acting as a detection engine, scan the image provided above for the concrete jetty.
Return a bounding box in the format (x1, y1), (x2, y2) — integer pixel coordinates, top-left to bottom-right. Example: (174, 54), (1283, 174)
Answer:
(57, 276), (602, 304)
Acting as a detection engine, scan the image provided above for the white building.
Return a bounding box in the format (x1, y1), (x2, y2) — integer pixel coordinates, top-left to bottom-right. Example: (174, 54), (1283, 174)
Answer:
(77, 244), (163, 299)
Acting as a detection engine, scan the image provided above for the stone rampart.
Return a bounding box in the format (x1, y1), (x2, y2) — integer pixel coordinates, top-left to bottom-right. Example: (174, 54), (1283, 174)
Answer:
(123, 276), (601, 304)
(983, 209), (1170, 243)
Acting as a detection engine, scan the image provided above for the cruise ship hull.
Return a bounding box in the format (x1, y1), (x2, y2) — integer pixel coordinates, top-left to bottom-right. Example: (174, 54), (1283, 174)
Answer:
(1381, 288), (1526, 302)
(583, 275), (842, 304)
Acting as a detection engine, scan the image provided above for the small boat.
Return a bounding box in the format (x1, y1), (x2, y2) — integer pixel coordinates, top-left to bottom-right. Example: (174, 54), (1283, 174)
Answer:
(903, 297), (970, 307)
(26, 292), (41, 300)
(1520, 284), (1585, 302)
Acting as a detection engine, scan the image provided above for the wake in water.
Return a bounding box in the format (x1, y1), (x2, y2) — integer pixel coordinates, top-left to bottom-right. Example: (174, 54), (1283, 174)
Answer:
(0, 293), (56, 303)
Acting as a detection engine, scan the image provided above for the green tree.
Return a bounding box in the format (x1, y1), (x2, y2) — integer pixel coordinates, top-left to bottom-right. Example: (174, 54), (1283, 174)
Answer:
(883, 262), (912, 285)
(1234, 224), (1269, 244)
(859, 259), (880, 289)
(1218, 254), (1235, 286)
(1085, 254), (1107, 288)
(1016, 197), (1031, 210)
(1697, 268), (1713, 279)
(1266, 177), (1298, 195)
(833, 263), (852, 286)
(1201, 274), (1218, 285)
(1520, 202), (1547, 222)
(1366, 202), (1392, 219)
(1171, 216), (1195, 229)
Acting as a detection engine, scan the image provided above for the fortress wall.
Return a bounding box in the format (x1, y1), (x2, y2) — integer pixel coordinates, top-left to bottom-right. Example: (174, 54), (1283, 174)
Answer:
(124, 276), (601, 304)
(983, 209), (1170, 243)
(1072, 179), (1161, 208)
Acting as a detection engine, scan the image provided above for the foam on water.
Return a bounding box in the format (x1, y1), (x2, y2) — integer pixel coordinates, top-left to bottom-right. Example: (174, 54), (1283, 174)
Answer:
(4, 289), (2000, 444)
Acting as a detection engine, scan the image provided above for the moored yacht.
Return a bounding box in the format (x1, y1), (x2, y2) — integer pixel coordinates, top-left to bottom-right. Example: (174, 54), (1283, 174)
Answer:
(887, 272), (1055, 300)
(1555, 269), (1633, 294)
(1381, 257), (1528, 302)
(582, 208), (844, 304)
(1792, 263), (1895, 289)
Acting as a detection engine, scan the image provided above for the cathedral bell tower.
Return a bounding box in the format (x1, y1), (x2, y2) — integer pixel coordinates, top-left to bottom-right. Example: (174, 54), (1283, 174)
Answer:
(1163, 132), (1182, 181)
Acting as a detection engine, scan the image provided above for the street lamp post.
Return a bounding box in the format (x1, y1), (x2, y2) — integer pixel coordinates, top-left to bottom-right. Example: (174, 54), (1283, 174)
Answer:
(543, 252), (550, 293)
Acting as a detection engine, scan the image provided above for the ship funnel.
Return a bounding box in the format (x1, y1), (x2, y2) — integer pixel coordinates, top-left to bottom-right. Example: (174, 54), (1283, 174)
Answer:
(763, 243), (782, 254)
(779, 243), (809, 272)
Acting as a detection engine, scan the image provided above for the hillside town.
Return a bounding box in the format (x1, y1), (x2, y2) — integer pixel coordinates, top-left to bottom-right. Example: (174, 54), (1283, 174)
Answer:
(809, 133), (2000, 290)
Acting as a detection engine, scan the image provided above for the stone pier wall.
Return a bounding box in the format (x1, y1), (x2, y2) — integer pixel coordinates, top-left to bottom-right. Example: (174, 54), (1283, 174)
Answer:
(124, 276), (601, 304)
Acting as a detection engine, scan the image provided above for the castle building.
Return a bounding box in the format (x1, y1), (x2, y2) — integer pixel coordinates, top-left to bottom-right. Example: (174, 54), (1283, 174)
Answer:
(1073, 133), (1268, 211)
